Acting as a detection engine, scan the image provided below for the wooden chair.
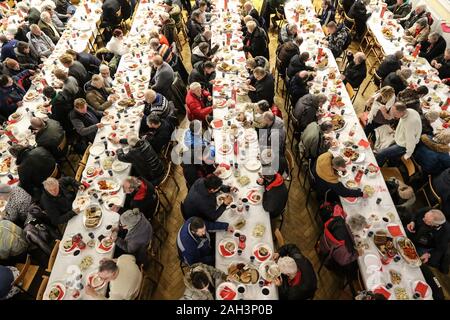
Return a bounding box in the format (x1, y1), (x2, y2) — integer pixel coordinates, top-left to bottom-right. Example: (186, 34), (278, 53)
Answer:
(416, 175), (442, 209)
(361, 70), (382, 96)
(50, 165), (59, 178)
(14, 255), (39, 295)
(336, 0), (345, 24)
(401, 156), (416, 178)
(155, 161), (180, 214)
(285, 149), (295, 193)
(45, 240), (60, 273)
(56, 133), (76, 174)
(274, 229), (285, 248)
(343, 12), (355, 35)
(275, 57), (286, 94)
(75, 163), (86, 182)
(80, 143), (92, 166)
(36, 275), (49, 300)
(345, 82), (359, 103)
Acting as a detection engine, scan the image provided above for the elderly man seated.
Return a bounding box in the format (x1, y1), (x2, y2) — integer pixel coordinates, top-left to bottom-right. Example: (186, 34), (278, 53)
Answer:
(85, 74), (119, 111)
(419, 32), (446, 63)
(27, 24), (55, 58)
(69, 98), (104, 144)
(186, 82), (213, 122)
(406, 208), (450, 272)
(99, 64), (114, 88)
(29, 117), (65, 158)
(150, 55), (174, 97)
(248, 67), (275, 106)
(431, 48), (450, 81)
(342, 51), (367, 89)
(278, 23), (298, 45)
(38, 11), (60, 44)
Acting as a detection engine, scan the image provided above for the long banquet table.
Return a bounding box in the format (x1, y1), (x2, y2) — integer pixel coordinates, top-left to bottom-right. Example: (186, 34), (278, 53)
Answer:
(209, 0), (279, 300)
(286, 0), (433, 300)
(39, 0), (167, 300)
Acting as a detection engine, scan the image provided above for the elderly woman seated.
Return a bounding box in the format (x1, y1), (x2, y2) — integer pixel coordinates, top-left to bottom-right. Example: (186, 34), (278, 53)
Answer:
(406, 209), (450, 272)
(111, 208), (153, 266)
(403, 17), (430, 46)
(85, 74), (119, 111)
(0, 185), (32, 226)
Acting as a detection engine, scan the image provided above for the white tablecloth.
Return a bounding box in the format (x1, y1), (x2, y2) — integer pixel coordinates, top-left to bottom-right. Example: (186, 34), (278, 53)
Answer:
(285, 0), (432, 300)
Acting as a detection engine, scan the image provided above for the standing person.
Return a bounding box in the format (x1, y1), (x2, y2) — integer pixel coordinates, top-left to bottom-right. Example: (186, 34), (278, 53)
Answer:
(319, 0), (335, 26)
(59, 53), (89, 87)
(347, 0), (371, 41)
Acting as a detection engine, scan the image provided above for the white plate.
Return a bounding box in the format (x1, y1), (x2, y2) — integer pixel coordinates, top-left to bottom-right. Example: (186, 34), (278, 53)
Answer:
(364, 254), (382, 274)
(246, 189), (263, 205)
(111, 160), (129, 172)
(216, 282), (238, 300)
(72, 195), (91, 211)
(8, 112), (23, 122)
(259, 260), (281, 282)
(83, 205), (103, 229)
(90, 143), (105, 157)
(244, 160), (261, 172)
(353, 152), (366, 164)
(218, 143), (233, 155)
(366, 271), (384, 291)
(253, 243), (272, 263)
(93, 177), (121, 193)
(45, 282), (66, 300)
(217, 167), (232, 179)
(95, 237), (115, 254)
(59, 236), (78, 254)
(103, 195), (122, 210)
(218, 238), (237, 258)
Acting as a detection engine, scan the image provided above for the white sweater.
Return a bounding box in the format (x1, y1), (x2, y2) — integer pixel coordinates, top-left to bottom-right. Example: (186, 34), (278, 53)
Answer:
(394, 109), (422, 158)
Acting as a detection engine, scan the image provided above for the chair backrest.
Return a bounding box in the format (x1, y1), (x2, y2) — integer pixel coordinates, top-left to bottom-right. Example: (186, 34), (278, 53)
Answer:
(274, 229), (285, 248)
(156, 161), (172, 189)
(345, 82), (355, 98)
(401, 156), (416, 177)
(50, 165), (59, 178)
(75, 163), (86, 182)
(285, 149), (295, 179)
(344, 11), (355, 25)
(426, 175), (442, 208)
(46, 240), (60, 273)
(57, 133), (67, 153)
(36, 275), (49, 300)
(80, 144), (92, 165)
(13, 254), (31, 286)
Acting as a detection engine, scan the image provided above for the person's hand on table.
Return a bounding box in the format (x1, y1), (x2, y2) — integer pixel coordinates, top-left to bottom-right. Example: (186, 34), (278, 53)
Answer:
(78, 184), (86, 192)
(230, 186), (239, 193)
(420, 252), (430, 263)
(245, 79), (251, 85)
(110, 232), (118, 242)
(110, 204), (121, 212)
(256, 177), (264, 185)
(362, 192), (369, 199)
(272, 253), (279, 261)
(227, 225), (234, 233)
(108, 94), (120, 102)
(247, 85), (256, 91)
(340, 74), (345, 80)
(274, 277), (282, 286)
(357, 247), (365, 256)
(17, 101), (23, 107)
(406, 221), (415, 233)
(96, 123), (105, 129)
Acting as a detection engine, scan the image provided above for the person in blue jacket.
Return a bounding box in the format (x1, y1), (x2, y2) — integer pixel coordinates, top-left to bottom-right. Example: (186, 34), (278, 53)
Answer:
(177, 217), (232, 266)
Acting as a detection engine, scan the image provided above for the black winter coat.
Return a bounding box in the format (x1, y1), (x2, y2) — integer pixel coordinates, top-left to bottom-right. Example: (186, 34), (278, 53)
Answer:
(16, 147), (56, 196)
(144, 119), (174, 154)
(119, 178), (158, 219)
(243, 27), (269, 59)
(117, 139), (164, 186)
(382, 72), (407, 94)
(287, 54), (314, 78)
(343, 53), (366, 88)
(419, 36), (446, 63)
(40, 177), (80, 226)
(376, 54), (402, 80)
(188, 61), (216, 91)
(35, 119), (65, 158)
(248, 73), (275, 106)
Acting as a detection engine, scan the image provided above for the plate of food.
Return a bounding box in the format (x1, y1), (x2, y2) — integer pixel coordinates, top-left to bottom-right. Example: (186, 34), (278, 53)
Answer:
(117, 98), (136, 108)
(367, 163), (379, 177)
(94, 177), (120, 193)
(228, 262), (259, 284)
(246, 189), (263, 205)
(331, 114), (346, 131)
(218, 238), (237, 258)
(218, 143), (232, 155)
(101, 157), (115, 171)
(59, 236), (78, 254)
(234, 218), (246, 230)
(216, 282), (237, 300)
(237, 175), (250, 187)
(217, 193), (231, 206)
(125, 62), (139, 71)
(394, 236), (422, 267)
(382, 27), (394, 40)
(253, 243), (272, 262)
(389, 269), (402, 285)
(211, 119), (224, 129)
(259, 260), (281, 282)
(345, 180), (359, 189)
(341, 147), (360, 162)
(214, 98), (227, 108)
(23, 90), (38, 101)
(111, 160), (129, 172)
(252, 224), (266, 238)
(215, 165), (232, 179)
(87, 272), (107, 290)
(72, 195), (90, 212)
(79, 255), (94, 271)
(244, 159), (261, 172)
(82, 166), (102, 179)
(373, 230), (397, 259)
(90, 143), (105, 157)
(0, 157), (12, 175)
(342, 196), (359, 204)
(103, 195), (122, 210)
(8, 112), (23, 122)
(96, 237), (114, 254)
(46, 282), (66, 300)
(101, 114), (115, 125)
(363, 185), (375, 197)
(260, 148), (273, 164)
(394, 287), (409, 300)
(83, 205), (103, 229)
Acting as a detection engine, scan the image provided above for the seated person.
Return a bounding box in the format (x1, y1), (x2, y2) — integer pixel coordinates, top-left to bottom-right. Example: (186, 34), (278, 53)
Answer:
(53, 68), (80, 97)
(0, 185), (32, 226)
(116, 135), (165, 186)
(388, 0), (411, 19)
(180, 263), (227, 300)
(85, 255), (142, 300)
(364, 86), (396, 135)
(188, 61), (216, 93)
(431, 48), (450, 81)
(406, 208), (450, 271)
(286, 51), (314, 79)
(65, 49), (102, 75)
(342, 51), (367, 89)
(0, 265), (21, 299)
(293, 94), (327, 135)
(397, 85), (428, 112)
(375, 51), (403, 84)
(319, 0), (336, 26)
(431, 168), (450, 219)
(0, 220), (28, 262)
(142, 89), (172, 120)
(43, 86), (75, 135)
(375, 103), (422, 166)
(276, 40), (300, 77)
(106, 29), (129, 56)
(182, 174), (234, 221)
(313, 152), (366, 200)
(278, 23), (298, 45)
(403, 17), (430, 46)
(0, 74), (27, 120)
(181, 145), (216, 190)
(111, 209), (152, 266)
(149, 55), (174, 97)
(59, 53), (89, 87)
(185, 82), (212, 122)
(257, 172), (288, 226)
(177, 216), (231, 266)
(274, 244), (317, 300)
(415, 132), (450, 175)
(324, 21), (348, 58)
(419, 32), (446, 63)
(289, 70), (315, 105)
(382, 68), (412, 94)
(299, 121), (333, 160)
(40, 177), (83, 227)
(191, 42), (212, 66)
(142, 114), (174, 154)
(85, 74), (119, 111)
(69, 98), (104, 144)
(247, 67), (275, 106)
(14, 41), (41, 70)
(27, 24), (55, 58)
(29, 117), (65, 158)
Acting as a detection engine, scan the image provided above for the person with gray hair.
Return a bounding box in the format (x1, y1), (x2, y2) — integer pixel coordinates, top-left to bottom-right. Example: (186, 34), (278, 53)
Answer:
(299, 121), (334, 159)
(406, 208), (450, 270)
(186, 81), (212, 122)
(403, 17), (430, 46)
(273, 244), (317, 300)
(40, 176), (83, 226)
(431, 48), (450, 81)
(346, 214), (368, 234)
(99, 64), (113, 88)
(243, 19), (269, 59)
(27, 24), (55, 58)
(419, 32), (446, 62)
(278, 23), (298, 44)
(116, 135), (165, 186)
(38, 11), (60, 44)
(399, 3), (427, 29)
(382, 68), (412, 94)
(159, 11), (176, 45)
(342, 51), (367, 89)
(110, 208), (153, 266)
(41, 5), (66, 32)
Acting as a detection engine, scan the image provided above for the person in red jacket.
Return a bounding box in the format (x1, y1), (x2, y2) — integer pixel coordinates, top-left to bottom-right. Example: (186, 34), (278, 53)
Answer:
(186, 82), (212, 122)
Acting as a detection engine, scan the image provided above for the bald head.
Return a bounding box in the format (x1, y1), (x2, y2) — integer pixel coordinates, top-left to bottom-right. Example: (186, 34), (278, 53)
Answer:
(30, 117), (45, 130)
(144, 89), (157, 103)
(152, 55), (163, 67)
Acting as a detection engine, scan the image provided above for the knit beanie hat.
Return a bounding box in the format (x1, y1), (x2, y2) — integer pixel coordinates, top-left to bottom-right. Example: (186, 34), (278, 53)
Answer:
(119, 208), (142, 230)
